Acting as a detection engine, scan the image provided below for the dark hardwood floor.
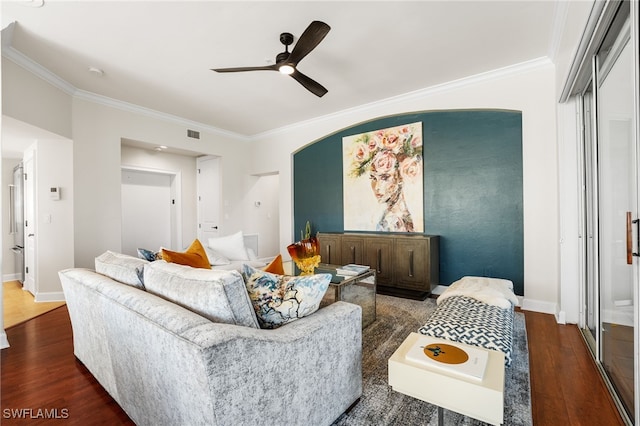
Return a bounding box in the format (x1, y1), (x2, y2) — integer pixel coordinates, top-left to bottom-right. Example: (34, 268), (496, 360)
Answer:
(1, 306), (627, 425)
(524, 310), (625, 425)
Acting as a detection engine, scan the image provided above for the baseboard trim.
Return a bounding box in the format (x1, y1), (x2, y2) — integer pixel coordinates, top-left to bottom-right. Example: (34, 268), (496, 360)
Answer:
(431, 285), (447, 295)
(34, 291), (66, 303)
(521, 298), (557, 316)
(2, 273), (21, 283)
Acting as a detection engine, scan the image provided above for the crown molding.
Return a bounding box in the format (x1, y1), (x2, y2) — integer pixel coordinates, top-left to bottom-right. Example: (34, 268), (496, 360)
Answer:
(72, 89), (249, 142)
(1, 38), (249, 142)
(254, 56), (553, 140)
(2, 22), (77, 96)
(3, 28), (552, 143)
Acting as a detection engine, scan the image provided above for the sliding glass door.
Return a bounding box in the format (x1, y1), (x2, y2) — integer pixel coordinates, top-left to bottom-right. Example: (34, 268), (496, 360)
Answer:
(579, 1), (638, 423)
(597, 25), (636, 418)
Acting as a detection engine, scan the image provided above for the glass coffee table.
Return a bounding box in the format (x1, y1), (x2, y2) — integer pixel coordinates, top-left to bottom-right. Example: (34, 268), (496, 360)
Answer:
(285, 262), (377, 328)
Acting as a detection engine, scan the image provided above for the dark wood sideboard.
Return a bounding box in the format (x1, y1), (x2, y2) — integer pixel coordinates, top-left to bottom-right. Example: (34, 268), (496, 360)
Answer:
(317, 232), (439, 300)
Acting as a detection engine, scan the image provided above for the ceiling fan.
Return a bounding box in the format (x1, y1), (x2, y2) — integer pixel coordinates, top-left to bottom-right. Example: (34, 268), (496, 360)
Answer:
(211, 21), (330, 97)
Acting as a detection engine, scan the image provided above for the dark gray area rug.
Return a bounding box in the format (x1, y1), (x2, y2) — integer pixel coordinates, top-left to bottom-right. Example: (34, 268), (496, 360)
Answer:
(332, 294), (532, 426)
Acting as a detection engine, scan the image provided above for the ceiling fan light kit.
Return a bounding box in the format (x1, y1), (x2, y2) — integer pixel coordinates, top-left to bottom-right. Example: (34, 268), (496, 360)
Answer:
(278, 64), (295, 75)
(211, 21), (330, 97)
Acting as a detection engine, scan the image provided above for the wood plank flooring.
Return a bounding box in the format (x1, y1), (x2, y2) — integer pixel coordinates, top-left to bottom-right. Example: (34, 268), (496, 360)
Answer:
(0, 306), (628, 425)
(3, 281), (65, 328)
(525, 310), (625, 425)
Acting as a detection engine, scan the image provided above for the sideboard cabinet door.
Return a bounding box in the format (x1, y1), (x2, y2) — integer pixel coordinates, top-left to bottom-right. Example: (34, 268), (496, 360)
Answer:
(364, 237), (393, 286)
(317, 233), (342, 265)
(341, 235), (365, 265)
(393, 237), (428, 291)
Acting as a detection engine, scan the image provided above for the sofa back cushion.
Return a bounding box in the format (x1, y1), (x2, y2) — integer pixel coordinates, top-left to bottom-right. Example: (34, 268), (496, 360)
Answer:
(95, 251), (147, 289)
(144, 261), (259, 328)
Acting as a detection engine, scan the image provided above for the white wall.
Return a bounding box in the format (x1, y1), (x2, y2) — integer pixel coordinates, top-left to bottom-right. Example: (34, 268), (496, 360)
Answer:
(121, 169), (172, 255)
(32, 137), (74, 301)
(121, 145), (198, 250)
(244, 173), (280, 257)
(250, 61), (560, 313)
(71, 98), (251, 268)
(1, 58), (72, 139)
(2, 60), (252, 270)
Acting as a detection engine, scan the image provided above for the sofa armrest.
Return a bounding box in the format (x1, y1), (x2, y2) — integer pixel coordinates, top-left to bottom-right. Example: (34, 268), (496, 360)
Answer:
(193, 302), (363, 426)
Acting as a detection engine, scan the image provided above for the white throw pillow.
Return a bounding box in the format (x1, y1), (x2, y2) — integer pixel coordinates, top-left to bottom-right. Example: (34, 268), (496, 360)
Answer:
(246, 247), (258, 261)
(208, 231), (249, 261)
(203, 246), (231, 266)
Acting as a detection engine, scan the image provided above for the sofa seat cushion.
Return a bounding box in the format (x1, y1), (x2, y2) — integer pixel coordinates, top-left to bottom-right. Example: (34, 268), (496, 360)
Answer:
(144, 261), (259, 328)
(95, 251), (148, 289)
(241, 264), (331, 329)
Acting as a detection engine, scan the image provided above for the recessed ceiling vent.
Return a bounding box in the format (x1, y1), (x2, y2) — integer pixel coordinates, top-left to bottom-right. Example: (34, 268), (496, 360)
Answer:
(187, 129), (200, 139)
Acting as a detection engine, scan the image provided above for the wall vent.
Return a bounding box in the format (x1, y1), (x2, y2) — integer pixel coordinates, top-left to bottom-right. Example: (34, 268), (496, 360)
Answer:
(187, 129), (200, 139)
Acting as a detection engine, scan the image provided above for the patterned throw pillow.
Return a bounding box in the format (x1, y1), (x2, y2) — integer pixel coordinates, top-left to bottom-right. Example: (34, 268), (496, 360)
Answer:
(242, 264), (331, 329)
(137, 248), (161, 262)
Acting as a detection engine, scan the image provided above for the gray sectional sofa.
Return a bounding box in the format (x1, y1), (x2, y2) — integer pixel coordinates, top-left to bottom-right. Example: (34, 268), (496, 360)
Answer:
(59, 253), (363, 426)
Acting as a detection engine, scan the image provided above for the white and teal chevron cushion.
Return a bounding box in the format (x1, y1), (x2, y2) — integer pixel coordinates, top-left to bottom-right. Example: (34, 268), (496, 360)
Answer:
(418, 295), (515, 366)
(242, 264), (331, 329)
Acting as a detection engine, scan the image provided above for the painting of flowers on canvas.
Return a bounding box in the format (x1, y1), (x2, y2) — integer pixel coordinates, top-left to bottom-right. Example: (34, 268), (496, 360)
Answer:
(343, 122), (424, 232)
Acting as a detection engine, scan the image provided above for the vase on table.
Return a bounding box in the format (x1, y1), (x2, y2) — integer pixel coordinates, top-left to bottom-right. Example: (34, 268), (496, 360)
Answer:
(287, 236), (321, 275)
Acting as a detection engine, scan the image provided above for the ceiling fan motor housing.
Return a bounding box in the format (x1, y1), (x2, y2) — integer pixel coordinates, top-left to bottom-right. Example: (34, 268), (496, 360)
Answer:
(276, 51), (290, 63)
(279, 32), (294, 46)
(277, 32), (294, 63)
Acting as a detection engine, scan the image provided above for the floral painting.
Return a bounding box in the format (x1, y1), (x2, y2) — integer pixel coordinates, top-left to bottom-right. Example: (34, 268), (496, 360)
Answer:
(343, 122), (424, 232)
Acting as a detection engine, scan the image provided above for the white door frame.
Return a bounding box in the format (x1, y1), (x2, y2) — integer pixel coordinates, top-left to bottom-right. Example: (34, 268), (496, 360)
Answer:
(23, 146), (36, 296)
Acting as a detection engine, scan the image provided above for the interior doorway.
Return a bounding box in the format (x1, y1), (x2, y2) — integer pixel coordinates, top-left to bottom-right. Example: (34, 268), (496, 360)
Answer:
(121, 167), (181, 256)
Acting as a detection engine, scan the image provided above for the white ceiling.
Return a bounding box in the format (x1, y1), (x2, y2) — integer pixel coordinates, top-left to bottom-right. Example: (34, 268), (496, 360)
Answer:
(2, 0), (562, 138)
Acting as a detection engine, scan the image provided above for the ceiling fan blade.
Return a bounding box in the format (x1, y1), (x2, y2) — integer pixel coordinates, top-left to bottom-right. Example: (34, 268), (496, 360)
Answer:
(211, 65), (277, 73)
(287, 21), (330, 65)
(290, 69), (328, 97)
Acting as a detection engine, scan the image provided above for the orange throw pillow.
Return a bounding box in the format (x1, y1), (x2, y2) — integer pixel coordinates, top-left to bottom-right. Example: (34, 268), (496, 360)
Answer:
(161, 239), (211, 269)
(263, 254), (284, 275)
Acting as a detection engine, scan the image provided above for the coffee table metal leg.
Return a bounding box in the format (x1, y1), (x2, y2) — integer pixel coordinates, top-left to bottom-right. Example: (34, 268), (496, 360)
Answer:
(438, 406), (444, 426)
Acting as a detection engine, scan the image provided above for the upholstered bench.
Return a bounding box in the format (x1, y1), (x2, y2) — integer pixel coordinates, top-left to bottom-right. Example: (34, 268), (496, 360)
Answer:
(418, 276), (518, 366)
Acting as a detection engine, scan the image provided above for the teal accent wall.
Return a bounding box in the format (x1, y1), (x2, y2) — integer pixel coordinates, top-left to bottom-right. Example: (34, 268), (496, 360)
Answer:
(293, 110), (524, 295)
